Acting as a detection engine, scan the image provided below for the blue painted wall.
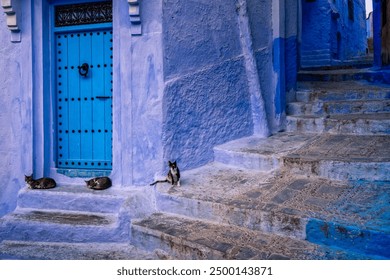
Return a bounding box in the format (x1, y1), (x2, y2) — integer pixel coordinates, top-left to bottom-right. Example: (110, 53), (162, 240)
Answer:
(301, 0), (367, 67)
(0, 0), (294, 208)
(0, 3), (33, 217)
(161, 0), (255, 170)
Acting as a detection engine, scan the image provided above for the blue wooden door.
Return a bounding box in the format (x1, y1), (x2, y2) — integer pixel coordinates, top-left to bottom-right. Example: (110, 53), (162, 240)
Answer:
(55, 28), (113, 170)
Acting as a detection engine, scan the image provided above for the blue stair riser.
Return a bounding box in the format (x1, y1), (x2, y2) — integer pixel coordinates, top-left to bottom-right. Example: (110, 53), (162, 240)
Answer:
(298, 72), (390, 84)
(296, 90), (390, 103)
(286, 117), (390, 135)
(0, 220), (129, 243)
(17, 190), (124, 214)
(213, 149), (281, 171)
(283, 157), (390, 181)
(306, 219), (390, 259)
(287, 101), (390, 116)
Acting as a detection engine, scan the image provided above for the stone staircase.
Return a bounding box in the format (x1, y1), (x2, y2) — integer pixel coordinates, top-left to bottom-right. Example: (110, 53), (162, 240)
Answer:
(1, 70), (389, 260)
(130, 74), (390, 260)
(286, 80), (390, 135)
(0, 185), (157, 259)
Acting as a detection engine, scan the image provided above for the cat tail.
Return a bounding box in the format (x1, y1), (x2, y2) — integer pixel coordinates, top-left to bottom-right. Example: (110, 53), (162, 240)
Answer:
(150, 179), (168, 186)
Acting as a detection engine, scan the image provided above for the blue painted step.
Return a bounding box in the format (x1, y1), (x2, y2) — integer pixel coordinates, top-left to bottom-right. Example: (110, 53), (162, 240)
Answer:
(213, 132), (316, 170)
(306, 219), (390, 259)
(0, 208), (129, 243)
(17, 185), (125, 214)
(287, 100), (390, 116)
(298, 69), (390, 83)
(152, 163), (390, 259)
(295, 81), (390, 103)
(131, 213), (381, 260)
(286, 114), (390, 135)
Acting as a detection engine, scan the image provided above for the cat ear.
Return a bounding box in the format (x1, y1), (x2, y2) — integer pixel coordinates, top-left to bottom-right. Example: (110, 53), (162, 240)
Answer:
(168, 161), (172, 165)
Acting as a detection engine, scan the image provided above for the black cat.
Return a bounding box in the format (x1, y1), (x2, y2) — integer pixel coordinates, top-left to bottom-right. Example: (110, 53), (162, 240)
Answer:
(150, 161), (181, 187)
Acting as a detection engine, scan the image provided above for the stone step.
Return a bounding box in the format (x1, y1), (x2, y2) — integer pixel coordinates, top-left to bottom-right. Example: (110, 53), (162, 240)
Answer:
(155, 163), (304, 238)
(301, 49), (330, 57)
(131, 213), (379, 260)
(17, 185), (125, 214)
(286, 113), (390, 135)
(300, 59), (332, 69)
(0, 241), (157, 260)
(283, 134), (390, 181)
(296, 81), (390, 103)
(0, 208), (129, 243)
(16, 185), (155, 216)
(213, 132), (317, 170)
(153, 162), (390, 258)
(298, 69), (390, 83)
(287, 100), (390, 116)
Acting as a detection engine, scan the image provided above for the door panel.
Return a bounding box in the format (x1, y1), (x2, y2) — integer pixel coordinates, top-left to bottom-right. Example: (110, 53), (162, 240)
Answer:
(56, 29), (113, 170)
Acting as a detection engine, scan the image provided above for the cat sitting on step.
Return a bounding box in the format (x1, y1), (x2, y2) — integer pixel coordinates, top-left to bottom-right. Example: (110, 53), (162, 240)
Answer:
(85, 176), (112, 190)
(25, 174), (56, 189)
(150, 161), (181, 187)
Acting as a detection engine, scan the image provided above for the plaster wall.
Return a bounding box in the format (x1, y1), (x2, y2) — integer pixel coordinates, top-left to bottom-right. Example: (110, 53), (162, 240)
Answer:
(302, 0), (332, 54)
(336, 0), (367, 60)
(161, 0), (255, 170)
(0, 5), (33, 217)
(301, 0), (367, 65)
(285, 2), (299, 99)
(0, 0), (291, 192)
(119, 0), (165, 185)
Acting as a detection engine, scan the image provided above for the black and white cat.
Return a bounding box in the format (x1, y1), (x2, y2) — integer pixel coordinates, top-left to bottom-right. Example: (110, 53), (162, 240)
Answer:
(150, 161), (181, 187)
(85, 176), (112, 190)
(25, 174), (56, 189)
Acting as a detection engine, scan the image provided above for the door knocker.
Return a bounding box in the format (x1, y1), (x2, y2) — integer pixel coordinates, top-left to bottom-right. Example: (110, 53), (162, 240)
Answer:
(78, 63), (89, 77)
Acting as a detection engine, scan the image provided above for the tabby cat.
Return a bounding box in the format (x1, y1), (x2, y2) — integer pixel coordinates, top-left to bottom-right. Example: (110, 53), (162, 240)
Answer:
(150, 161), (181, 187)
(24, 174), (56, 189)
(85, 176), (112, 190)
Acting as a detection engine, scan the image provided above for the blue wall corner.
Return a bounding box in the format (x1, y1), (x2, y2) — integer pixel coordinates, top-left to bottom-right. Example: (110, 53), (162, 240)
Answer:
(273, 37), (286, 116)
(162, 58), (254, 170)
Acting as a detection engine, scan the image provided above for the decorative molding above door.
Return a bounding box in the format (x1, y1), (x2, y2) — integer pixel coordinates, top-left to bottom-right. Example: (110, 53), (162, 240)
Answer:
(1, 0), (21, 42)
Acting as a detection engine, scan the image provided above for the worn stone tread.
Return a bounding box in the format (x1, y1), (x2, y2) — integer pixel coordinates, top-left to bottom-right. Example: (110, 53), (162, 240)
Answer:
(287, 113), (390, 120)
(287, 99), (390, 116)
(285, 134), (390, 162)
(17, 185), (154, 214)
(0, 241), (157, 260)
(214, 132), (317, 156)
(131, 212), (376, 260)
(5, 208), (117, 226)
(286, 114), (390, 135)
(0, 208), (129, 243)
(213, 132), (319, 170)
(156, 163), (389, 237)
(297, 80), (390, 92)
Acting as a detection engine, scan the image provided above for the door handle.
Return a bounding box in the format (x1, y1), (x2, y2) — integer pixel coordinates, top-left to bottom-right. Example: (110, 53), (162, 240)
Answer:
(95, 96), (111, 99)
(78, 63), (89, 77)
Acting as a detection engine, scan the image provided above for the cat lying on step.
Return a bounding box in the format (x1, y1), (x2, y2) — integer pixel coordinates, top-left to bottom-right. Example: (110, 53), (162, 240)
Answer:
(85, 176), (112, 190)
(25, 174), (56, 189)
